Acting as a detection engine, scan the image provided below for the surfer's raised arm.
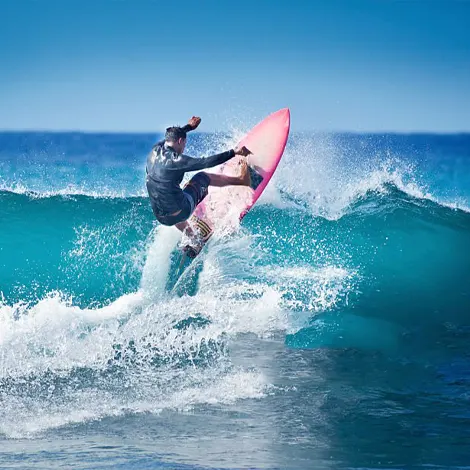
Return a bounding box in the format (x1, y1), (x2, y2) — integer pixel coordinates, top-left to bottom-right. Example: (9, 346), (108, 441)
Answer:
(180, 116), (202, 134)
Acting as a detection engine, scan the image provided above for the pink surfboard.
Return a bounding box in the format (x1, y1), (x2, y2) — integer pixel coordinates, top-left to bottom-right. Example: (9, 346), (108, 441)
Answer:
(184, 108), (291, 257)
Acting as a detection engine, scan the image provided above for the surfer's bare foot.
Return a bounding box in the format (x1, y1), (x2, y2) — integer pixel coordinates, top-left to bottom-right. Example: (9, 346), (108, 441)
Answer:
(206, 159), (252, 187)
(237, 158), (251, 186)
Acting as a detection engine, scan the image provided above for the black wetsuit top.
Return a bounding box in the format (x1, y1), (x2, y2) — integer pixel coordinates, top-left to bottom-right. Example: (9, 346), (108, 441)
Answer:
(145, 140), (235, 218)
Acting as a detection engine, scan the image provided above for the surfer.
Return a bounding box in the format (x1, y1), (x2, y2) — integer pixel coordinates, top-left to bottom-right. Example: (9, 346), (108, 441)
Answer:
(146, 116), (252, 233)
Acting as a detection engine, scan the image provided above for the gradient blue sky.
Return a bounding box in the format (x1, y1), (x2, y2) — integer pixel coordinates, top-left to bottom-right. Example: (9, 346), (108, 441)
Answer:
(1, 0), (469, 132)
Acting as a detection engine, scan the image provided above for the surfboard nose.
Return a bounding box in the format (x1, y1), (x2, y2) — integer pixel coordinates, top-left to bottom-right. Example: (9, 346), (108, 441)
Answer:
(272, 108), (290, 124)
(275, 108), (290, 117)
(272, 108), (290, 130)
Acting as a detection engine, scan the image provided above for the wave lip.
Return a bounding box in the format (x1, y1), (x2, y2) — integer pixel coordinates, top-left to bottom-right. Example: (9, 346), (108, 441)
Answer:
(277, 131), (470, 219)
(0, 185), (146, 199)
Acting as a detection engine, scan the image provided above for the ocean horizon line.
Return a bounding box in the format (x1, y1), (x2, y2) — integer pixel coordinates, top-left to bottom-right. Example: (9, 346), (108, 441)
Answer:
(1, 128), (470, 137)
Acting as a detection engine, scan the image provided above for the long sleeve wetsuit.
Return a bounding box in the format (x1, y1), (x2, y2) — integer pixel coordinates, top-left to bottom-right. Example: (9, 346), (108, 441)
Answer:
(146, 140), (235, 218)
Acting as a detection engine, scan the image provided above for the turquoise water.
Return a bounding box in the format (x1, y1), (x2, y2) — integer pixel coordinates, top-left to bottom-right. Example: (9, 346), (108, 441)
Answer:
(1, 131), (470, 469)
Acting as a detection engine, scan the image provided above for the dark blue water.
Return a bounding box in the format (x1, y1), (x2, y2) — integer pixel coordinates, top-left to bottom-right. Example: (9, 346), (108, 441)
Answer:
(1, 131), (470, 469)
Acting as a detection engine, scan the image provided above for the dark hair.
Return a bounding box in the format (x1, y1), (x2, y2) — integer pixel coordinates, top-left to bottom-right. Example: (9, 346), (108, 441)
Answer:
(165, 126), (187, 142)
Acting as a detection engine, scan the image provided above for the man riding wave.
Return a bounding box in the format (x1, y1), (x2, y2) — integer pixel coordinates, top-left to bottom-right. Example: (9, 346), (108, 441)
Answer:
(146, 116), (251, 234)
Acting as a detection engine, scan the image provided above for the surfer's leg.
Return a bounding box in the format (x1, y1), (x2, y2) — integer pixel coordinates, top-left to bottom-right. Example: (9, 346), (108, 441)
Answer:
(207, 159), (251, 187)
(172, 195), (195, 236)
(175, 173), (211, 238)
(182, 173), (211, 209)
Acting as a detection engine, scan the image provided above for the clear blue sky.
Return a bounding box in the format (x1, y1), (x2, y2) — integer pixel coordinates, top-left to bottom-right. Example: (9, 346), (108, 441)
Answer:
(1, 0), (469, 132)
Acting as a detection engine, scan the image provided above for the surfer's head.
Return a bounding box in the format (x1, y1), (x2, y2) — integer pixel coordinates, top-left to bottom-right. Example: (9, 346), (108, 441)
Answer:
(165, 126), (187, 154)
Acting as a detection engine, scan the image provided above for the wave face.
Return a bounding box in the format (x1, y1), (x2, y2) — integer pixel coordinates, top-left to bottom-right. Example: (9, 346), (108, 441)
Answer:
(1, 131), (470, 468)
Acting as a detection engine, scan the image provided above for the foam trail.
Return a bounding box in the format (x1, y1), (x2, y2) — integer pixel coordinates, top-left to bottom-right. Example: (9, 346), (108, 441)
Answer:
(140, 225), (181, 298)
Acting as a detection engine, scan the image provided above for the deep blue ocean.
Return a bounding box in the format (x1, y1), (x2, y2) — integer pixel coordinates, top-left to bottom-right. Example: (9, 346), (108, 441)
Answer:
(1, 130), (470, 469)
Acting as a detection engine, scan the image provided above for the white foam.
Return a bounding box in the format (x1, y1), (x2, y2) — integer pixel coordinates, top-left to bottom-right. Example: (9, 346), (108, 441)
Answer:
(0, 369), (266, 439)
(0, 180), (146, 199)
(0, 274), (275, 437)
(0, 291), (143, 377)
(140, 225), (181, 299)
(262, 265), (357, 333)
